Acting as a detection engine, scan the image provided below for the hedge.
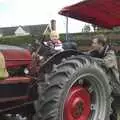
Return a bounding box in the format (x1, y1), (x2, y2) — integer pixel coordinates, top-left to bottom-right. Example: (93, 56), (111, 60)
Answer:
(0, 35), (35, 46)
(0, 31), (120, 48)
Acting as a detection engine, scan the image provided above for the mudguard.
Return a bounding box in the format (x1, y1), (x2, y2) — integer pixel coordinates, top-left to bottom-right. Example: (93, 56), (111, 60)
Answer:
(40, 49), (83, 72)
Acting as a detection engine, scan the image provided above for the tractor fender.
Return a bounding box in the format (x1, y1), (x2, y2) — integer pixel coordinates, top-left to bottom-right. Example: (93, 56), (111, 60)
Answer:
(41, 50), (82, 72)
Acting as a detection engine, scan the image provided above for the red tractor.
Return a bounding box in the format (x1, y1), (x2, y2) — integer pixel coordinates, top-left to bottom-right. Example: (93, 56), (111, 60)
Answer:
(0, 0), (120, 120)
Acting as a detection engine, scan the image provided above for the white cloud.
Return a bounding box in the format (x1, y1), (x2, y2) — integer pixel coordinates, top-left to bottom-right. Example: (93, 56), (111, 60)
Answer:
(0, 0), (86, 33)
(0, 0), (8, 3)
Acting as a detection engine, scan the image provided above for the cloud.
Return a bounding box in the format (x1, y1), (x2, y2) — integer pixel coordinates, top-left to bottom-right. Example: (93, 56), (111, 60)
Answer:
(0, 0), (8, 3)
(0, 0), (86, 33)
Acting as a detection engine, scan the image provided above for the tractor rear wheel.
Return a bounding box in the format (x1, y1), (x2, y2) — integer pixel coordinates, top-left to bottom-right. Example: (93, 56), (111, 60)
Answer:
(34, 55), (112, 120)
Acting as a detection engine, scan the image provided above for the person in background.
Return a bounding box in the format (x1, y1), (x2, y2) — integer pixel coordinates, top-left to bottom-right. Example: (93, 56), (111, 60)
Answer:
(0, 52), (9, 79)
(88, 34), (119, 81)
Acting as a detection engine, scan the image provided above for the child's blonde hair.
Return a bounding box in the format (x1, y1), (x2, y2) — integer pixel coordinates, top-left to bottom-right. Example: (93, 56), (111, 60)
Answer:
(50, 31), (59, 39)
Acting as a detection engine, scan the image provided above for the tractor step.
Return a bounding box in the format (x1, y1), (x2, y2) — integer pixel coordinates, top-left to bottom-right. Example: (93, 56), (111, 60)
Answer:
(0, 77), (31, 84)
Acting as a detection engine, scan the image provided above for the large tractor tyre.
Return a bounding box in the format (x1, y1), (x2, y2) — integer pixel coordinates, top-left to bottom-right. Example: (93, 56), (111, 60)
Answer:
(34, 55), (112, 120)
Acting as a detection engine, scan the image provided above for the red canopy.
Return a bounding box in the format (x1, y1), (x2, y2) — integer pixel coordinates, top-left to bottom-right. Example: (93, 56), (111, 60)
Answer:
(59, 0), (120, 28)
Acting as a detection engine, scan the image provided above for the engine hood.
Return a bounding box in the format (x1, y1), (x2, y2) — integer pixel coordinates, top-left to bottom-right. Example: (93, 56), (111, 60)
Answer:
(0, 45), (32, 68)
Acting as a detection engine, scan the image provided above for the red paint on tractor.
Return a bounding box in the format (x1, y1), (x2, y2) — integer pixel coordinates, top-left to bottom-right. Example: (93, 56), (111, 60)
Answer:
(2, 49), (32, 68)
(0, 77), (31, 84)
(59, 0), (120, 29)
(64, 85), (91, 120)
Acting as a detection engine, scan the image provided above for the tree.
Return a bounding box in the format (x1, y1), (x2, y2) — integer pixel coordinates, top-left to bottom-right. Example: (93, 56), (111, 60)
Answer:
(91, 24), (111, 32)
(113, 26), (120, 32)
(91, 24), (98, 32)
(82, 24), (91, 32)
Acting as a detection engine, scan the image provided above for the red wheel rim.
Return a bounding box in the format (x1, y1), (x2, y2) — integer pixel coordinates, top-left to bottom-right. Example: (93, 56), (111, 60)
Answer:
(64, 85), (91, 120)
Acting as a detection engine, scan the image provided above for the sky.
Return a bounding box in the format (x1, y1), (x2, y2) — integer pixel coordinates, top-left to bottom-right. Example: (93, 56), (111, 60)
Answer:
(0, 0), (87, 33)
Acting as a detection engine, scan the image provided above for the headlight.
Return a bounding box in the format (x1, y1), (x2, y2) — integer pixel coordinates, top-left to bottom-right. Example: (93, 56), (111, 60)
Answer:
(24, 68), (29, 74)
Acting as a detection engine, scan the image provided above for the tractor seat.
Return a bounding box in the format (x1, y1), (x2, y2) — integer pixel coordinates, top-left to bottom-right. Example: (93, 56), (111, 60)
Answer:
(0, 77), (32, 84)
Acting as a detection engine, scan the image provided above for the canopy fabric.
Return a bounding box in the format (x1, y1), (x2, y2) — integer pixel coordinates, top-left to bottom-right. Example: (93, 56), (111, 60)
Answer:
(59, 0), (120, 28)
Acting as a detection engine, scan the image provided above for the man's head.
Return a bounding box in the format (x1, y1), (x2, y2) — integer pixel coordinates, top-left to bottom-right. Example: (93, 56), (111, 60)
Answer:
(50, 31), (59, 41)
(91, 34), (107, 51)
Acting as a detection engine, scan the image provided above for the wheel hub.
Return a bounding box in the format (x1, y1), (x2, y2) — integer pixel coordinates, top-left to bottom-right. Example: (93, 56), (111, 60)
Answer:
(72, 101), (84, 118)
(64, 85), (91, 120)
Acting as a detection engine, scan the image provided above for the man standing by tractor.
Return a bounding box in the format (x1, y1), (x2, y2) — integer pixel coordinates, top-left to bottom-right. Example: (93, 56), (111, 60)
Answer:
(89, 34), (119, 82)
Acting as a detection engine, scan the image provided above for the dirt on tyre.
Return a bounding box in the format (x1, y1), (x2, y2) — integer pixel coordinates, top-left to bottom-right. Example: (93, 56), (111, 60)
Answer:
(34, 55), (112, 120)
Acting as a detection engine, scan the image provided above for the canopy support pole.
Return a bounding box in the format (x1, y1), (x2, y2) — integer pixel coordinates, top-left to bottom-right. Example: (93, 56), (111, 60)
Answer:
(66, 17), (69, 41)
